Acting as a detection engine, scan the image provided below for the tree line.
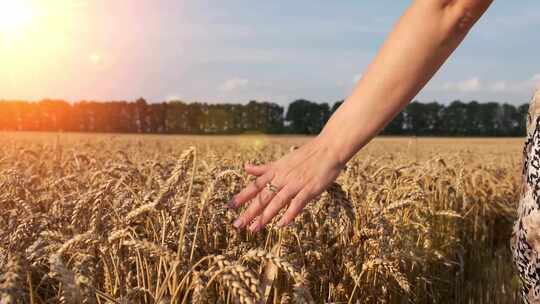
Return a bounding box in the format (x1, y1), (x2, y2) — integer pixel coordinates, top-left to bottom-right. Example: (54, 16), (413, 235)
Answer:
(0, 98), (530, 136)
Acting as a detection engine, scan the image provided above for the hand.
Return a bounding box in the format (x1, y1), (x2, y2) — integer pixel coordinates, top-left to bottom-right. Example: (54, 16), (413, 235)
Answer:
(228, 136), (346, 232)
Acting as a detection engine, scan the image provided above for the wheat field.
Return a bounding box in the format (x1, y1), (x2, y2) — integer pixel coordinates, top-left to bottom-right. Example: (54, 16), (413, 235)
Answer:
(0, 132), (524, 303)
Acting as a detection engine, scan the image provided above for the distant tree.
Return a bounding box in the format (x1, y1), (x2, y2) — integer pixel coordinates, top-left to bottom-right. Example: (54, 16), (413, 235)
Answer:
(403, 101), (443, 135)
(37, 99), (73, 131)
(462, 101), (483, 136)
(135, 98), (148, 133)
(440, 100), (470, 136)
(147, 103), (167, 133)
(476, 102), (501, 136)
(236, 101), (284, 133)
(99, 101), (135, 133)
(252, 101), (284, 133)
(0, 101), (23, 130)
(206, 104), (231, 133)
(286, 99), (330, 134)
(0, 98), (530, 136)
(72, 101), (96, 132)
(499, 103), (522, 136)
(518, 103), (529, 134)
(382, 112), (406, 135)
(166, 101), (190, 133)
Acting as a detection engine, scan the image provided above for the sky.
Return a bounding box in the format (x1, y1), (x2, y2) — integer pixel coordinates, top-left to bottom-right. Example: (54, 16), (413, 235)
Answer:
(0, 0), (539, 106)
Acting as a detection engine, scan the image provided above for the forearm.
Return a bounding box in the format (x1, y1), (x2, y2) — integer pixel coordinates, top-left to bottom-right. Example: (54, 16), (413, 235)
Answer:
(319, 0), (492, 165)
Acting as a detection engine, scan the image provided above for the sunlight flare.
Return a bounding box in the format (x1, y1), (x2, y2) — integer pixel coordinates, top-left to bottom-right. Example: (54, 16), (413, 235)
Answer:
(0, 0), (34, 39)
(0, 0), (86, 90)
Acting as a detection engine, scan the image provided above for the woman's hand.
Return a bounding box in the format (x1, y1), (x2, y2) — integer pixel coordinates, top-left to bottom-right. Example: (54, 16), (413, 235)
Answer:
(228, 0), (493, 234)
(228, 136), (345, 232)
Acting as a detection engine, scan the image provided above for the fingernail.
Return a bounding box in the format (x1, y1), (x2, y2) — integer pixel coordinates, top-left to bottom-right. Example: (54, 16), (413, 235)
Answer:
(249, 221), (260, 232)
(233, 218), (243, 228)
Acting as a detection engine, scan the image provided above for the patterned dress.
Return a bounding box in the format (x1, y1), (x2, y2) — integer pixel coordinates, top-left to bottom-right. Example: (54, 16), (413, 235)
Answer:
(512, 83), (540, 303)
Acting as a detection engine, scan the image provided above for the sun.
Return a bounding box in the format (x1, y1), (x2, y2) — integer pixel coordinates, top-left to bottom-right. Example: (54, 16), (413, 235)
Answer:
(0, 0), (34, 40)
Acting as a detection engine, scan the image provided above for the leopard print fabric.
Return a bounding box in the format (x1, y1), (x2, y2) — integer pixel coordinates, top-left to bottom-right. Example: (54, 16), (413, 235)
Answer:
(512, 83), (540, 304)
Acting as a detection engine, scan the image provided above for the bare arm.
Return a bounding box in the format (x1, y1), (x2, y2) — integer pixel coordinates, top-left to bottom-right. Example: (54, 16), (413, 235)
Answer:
(230, 0), (493, 232)
(321, 0), (493, 164)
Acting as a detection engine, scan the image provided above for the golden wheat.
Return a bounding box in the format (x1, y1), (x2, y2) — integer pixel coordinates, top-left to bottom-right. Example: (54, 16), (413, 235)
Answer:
(0, 133), (523, 303)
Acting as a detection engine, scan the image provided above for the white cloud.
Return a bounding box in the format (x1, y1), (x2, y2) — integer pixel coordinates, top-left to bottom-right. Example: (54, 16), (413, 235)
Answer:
(165, 94), (183, 101)
(219, 78), (250, 92)
(442, 77), (481, 92)
(432, 74), (540, 94)
(487, 74), (540, 93)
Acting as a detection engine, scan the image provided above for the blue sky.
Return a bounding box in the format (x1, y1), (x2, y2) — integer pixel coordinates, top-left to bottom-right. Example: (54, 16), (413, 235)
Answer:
(1, 0), (539, 106)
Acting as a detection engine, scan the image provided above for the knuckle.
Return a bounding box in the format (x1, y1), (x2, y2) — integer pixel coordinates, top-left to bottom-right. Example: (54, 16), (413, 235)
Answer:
(280, 190), (294, 203)
(259, 192), (270, 203)
(256, 195), (267, 207)
(245, 207), (258, 218)
(295, 174), (306, 184)
(305, 183), (320, 195)
(308, 184), (322, 195)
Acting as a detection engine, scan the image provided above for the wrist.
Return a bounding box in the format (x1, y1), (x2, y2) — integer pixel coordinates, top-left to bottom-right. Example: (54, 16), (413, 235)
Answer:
(314, 132), (351, 169)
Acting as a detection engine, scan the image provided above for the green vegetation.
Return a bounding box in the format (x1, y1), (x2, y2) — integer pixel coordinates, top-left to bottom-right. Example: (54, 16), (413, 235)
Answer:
(0, 99), (529, 136)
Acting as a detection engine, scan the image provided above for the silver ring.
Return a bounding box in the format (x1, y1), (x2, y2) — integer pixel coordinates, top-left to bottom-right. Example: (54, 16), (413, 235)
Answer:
(265, 182), (278, 194)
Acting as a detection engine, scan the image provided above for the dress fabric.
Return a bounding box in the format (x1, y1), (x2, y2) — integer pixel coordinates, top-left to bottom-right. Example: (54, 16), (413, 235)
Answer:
(512, 82), (540, 304)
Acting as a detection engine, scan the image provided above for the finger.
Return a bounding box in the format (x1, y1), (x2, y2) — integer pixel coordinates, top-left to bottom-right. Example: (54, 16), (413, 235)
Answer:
(276, 186), (317, 227)
(244, 163), (271, 177)
(233, 183), (278, 229)
(248, 184), (299, 232)
(229, 172), (273, 209)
